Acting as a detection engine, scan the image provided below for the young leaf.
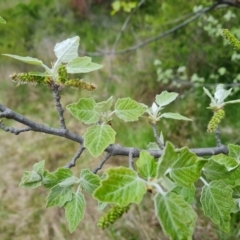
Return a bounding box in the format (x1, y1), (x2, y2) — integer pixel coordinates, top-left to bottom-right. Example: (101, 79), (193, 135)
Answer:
(80, 169), (101, 194)
(64, 192), (86, 233)
(66, 98), (99, 124)
(32, 160), (45, 176)
(155, 91), (178, 107)
(200, 180), (234, 232)
(203, 87), (215, 104)
(46, 185), (73, 208)
(136, 151), (157, 179)
(28, 72), (51, 77)
(19, 171), (42, 189)
(2, 54), (44, 66)
(59, 176), (79, 187)
(115, 97), (147, 122)
(160, 113), (192, 121)
(94, 167), (146, 206)
(66, 57), (103, 73)
(154, 192), (197, 240)
(54, 36), (79, 63)
(210, 154), (238, 171)
(228, 144), (240, 163)
(95, 96), (113, 113)
(43, 168), (73, 189)
(0, 16), (6, 24)
(83, 124), (116, 157)
(157, 142), (176, 178)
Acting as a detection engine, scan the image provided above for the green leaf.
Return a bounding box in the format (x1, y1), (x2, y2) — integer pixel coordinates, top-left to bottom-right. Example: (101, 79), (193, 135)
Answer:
(80, 169), (101, 194)
(83, 124), (116, 157)
(147, 142), (160, 150)
(32, 160), (45, 176)
(64, 192), (86, 233)
(42, 168), (73, 189)
(136, 151), (157, 179)
(19, 171), (42, 189)
(154, 192), (197, 240)
(172, 184), (196, 204)
(66, 57), (103, 73)
(228, 144), (240, 163)
(94, 167), (146, 206)
(115, 97), (147, 122)
(157, 142), (176, 178)
(155, 91), (178, 107)
(95, 96), (113, 113)
(0, 16), (6, 24)
(2, 54), (44, 66)
(46, 185), (73, 208)
(203, 161), (240, 187)
(210, 154), (238, 171)
(160, 112), (192, 121)
(169, 148), (205, 187)
(59, 176), (79, 187)
(66, 98), (99, 124)
(200, 180), (234, 232)
(54, 36), (79, 63)
(157, 143), (206, 187)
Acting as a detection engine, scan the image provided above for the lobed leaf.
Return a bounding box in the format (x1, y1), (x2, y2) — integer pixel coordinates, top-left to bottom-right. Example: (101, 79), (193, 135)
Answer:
(46, 185), (73, 208)
(155, 91), (178, 107)
(228, 144), (240, 163)
(83, 124), (116, 157)
(32, 160), (45, 176)
(42, 168), (73, 189)
(64, 192), (86, 233)
(115, 97), (147, 122)
(19, 171), (42, 189)
(200, 180), (234, 232)
(80, 169), (101, 194)
(210, 153), (238, 171)
(66, 56), (103, 73)
(154, 192), (197, 240)
(54, 36), (79, 63)
(136, 151), (157, 179)
(95, 96), (113, 113)
(66, 98), (99, 124)
(94, 167), (146, 206)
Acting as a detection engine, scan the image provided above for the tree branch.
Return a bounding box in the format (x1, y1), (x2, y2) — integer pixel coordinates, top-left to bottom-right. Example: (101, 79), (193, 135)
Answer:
(93, 152), (112, 174)
(0, 103), (229, 161)
(0, 104), (84, 144)
(50, 83), (67, 129)
(65, 144), (85, 168)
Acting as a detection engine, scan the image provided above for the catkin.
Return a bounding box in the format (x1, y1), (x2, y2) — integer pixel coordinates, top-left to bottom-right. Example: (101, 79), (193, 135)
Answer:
(207, 109), (225, 133)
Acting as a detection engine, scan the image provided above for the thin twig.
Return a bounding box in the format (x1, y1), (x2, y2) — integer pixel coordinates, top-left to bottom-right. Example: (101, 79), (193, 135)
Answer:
(215, 127), (222, 147)
(152, 124), (164, 149)
(108, 0), (145, 79)
(93, 152), (112, 174)
(0, 122), (31, 135)
(129, 148), (135, 169)
(65, 144), (85, 168)
(51, 83), (67, 129)
(79, 1), (223, 57)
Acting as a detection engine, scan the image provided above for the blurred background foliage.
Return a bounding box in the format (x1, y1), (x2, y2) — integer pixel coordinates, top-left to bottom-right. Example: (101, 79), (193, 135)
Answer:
(1, 0), (240, 239)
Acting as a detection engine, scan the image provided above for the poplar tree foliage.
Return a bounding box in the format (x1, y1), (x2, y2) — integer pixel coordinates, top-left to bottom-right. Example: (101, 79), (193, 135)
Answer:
(2, 15), (240, 239)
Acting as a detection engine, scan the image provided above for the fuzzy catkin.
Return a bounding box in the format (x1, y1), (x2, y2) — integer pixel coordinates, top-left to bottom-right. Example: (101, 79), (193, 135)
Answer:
(207, 109), (225, 133)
